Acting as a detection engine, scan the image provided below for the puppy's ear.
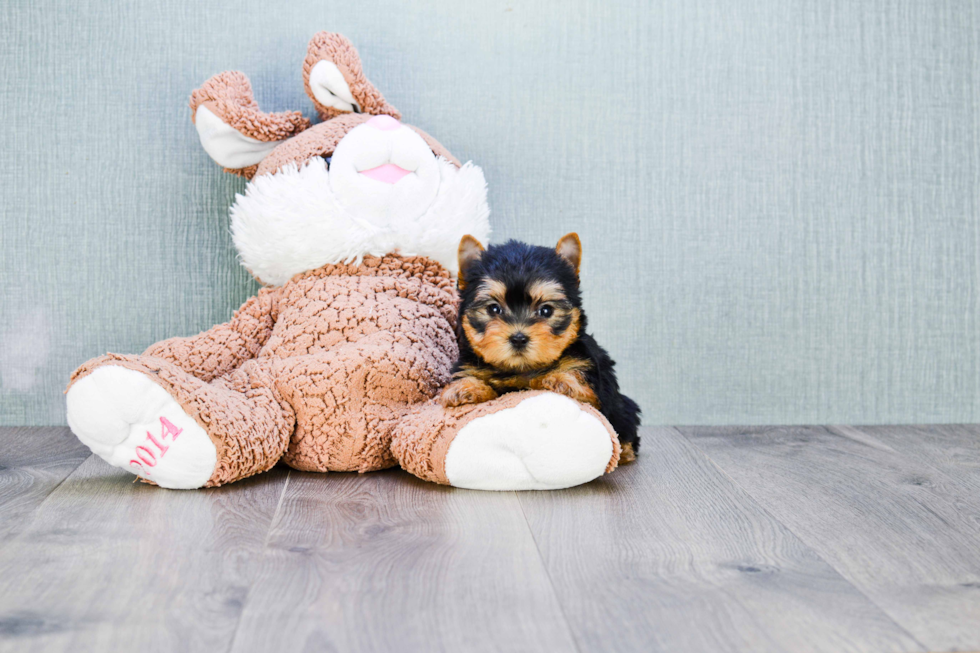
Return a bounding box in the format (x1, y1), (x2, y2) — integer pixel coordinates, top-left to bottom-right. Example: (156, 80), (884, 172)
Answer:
(556, 233), (582, 277)
(457, 235), (485, 289)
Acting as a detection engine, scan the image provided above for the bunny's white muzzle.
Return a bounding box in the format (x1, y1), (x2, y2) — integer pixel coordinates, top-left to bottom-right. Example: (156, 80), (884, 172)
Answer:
(328, 116), (442, 227)
(227, 121), (491, 286)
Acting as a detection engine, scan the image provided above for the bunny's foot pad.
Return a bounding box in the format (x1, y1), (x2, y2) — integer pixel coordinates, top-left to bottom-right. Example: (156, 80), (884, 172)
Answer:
(66, 366), (216, 489)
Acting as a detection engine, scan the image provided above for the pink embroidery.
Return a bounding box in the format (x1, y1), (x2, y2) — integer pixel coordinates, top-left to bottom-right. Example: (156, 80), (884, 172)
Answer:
(146, 431), (169, 456)
(134, 446), (156, 466)
(128, 416), (185, 478)
(160, 416), (183, 441)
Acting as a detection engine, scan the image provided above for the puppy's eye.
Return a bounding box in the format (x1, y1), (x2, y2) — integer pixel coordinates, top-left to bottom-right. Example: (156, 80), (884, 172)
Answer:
(538, 305), (554, 318)
(488, 304), (502, 316)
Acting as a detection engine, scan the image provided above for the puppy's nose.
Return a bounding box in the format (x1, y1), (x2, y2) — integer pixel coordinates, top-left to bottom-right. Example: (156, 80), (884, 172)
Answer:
(366, 114), (401, 131)
(509, 332), (530, 349)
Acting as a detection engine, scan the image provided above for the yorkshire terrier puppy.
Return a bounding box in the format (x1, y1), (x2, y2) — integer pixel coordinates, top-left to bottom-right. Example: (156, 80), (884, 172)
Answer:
(440, 233), (641, 462)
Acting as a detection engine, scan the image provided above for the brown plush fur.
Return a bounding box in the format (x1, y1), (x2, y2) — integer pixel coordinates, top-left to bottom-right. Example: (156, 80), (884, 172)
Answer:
(391, 391), (621, 485)
(189, 71), (311, 180)
(254, 114), (459, 178)
(67, 34), (625, 490)
(192, 34), (460, 180)
(70, 256), (460, 485)
(302, 31), (401, 121)
(69, 255), (622, 487)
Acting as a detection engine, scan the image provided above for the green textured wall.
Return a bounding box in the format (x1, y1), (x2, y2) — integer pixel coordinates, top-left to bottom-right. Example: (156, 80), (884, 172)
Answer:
(1, 0), (978, 425)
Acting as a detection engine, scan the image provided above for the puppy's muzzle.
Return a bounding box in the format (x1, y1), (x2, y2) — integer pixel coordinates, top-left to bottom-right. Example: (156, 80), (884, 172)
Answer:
(509, 332), (530, 350)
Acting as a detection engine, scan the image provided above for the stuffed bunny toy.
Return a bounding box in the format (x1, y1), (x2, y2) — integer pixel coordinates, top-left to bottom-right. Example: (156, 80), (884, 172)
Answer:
(66, 33), (621, 491)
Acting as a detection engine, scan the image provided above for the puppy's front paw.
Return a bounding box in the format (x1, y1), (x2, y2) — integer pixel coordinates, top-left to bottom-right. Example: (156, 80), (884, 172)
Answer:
(439, 377), (498, 408)
(531, 371), (598, 407)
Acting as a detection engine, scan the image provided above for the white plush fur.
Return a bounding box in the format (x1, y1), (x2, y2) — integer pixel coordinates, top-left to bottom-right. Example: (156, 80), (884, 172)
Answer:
(328, 122), (443, 225)
(230, 155), (490, 285)
(66, 366), (217, 490)
(444, 393), (614, 491)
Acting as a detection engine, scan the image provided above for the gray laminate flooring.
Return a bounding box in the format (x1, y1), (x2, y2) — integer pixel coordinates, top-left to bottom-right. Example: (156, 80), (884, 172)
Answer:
(1, 425), (977, 652)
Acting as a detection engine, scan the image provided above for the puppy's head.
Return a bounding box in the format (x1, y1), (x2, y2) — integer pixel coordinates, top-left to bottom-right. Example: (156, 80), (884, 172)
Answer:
(456, 233), (583, 371)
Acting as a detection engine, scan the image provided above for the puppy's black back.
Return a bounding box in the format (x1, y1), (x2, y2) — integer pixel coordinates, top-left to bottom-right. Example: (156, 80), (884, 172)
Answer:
(561, 334), (640, 450)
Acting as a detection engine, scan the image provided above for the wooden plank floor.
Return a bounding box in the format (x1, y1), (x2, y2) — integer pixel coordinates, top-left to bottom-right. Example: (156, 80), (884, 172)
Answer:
(0, 425), (977, 652)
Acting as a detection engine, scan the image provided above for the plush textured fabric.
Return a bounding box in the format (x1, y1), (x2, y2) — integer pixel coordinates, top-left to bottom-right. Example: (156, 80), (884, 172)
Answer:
(441, 393), (620, 491)
(231, 156), (488, 285)
(190, 71), (311, 142)
(68, 254), (621, 489)
(255, 114), (371, 176)
(144, 287), (282, 382)
(190, 35), (485, 290)
(191, 36), (458, 181)
(252, 113), (459, 178)
(70, 353), (293, 486)
(302, 32), (401, 121)
(69, 255), (459, 485)
(61, 31), (624, 492)
(189, 71), (311, 177)
(391, 390), (621, 485)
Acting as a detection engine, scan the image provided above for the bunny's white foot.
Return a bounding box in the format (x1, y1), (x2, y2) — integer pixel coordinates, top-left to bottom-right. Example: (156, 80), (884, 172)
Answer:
(66, 366), (216, 489)
(444, 393), (616, 491)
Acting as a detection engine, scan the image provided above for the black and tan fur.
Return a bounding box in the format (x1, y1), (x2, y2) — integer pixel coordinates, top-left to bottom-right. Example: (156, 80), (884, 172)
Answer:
(440, 233), (641, 461)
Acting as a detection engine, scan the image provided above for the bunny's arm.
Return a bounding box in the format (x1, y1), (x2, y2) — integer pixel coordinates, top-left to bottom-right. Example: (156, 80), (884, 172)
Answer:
(143, 287), (281, 382)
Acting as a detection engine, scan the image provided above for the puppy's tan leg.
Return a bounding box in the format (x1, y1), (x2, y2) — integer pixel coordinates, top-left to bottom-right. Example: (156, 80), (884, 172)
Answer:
(618, 442), (636, 464)
(530, 370), (599, 408)
(439, 376), (499, 408)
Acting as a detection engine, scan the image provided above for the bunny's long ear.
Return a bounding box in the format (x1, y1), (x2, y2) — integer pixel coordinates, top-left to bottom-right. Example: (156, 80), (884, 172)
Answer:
(190, 71), (311, 178)
(303, 32), (400, 121)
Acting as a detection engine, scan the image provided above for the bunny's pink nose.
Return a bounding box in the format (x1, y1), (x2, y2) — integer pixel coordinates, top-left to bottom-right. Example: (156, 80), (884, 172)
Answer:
(366, 114), (401, 131)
